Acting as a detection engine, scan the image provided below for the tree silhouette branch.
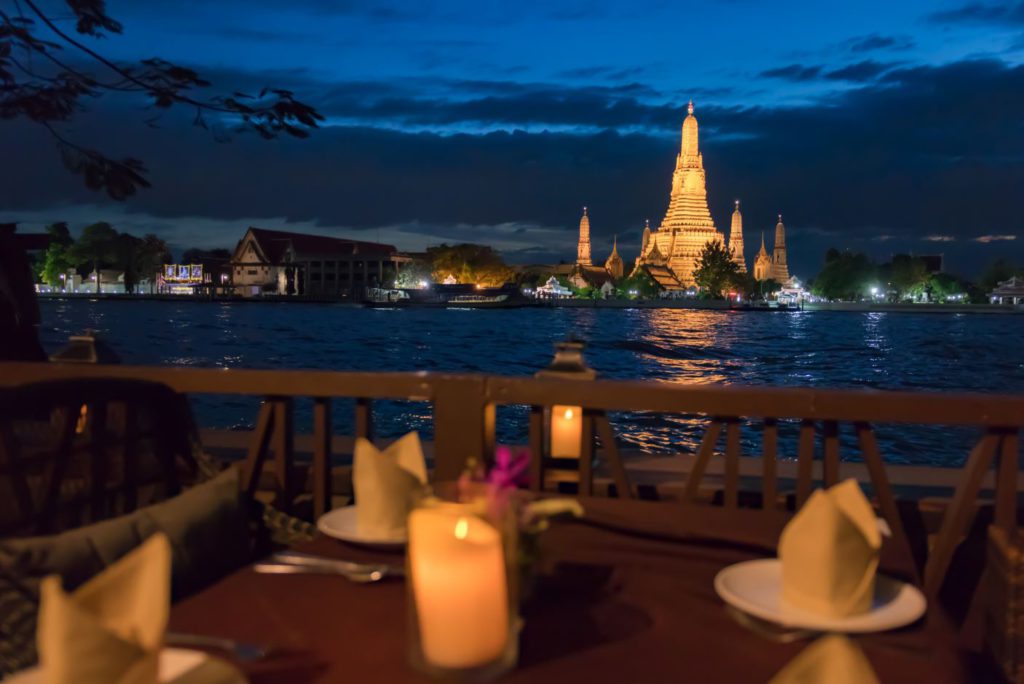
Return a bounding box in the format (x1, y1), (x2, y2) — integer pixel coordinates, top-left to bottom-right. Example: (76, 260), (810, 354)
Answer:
(1, 0), (323, 198)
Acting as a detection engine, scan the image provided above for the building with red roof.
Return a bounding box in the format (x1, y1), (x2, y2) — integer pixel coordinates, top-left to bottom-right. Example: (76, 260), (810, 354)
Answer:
(230, 227), (409, 298)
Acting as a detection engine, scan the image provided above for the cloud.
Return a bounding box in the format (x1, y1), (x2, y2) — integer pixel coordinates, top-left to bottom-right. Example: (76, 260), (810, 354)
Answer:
(846, 34), (916, 53)
(758, 64), (823, 81)
(824, 60), (899, 82)
(4, 59), (1024, 276)
(927, 2), (1024, 25)
(924, 235), (957, 242)
(974, 234), (1017, 242)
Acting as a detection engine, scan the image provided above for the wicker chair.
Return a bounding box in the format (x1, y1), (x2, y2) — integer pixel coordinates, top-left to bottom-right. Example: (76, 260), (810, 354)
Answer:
(0, 378), (206, 537)
(0, 377), (313, 676)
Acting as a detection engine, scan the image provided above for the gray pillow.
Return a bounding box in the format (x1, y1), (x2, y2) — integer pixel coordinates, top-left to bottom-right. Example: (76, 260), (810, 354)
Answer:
(0, 467), (252, 676)
(0, 465), (251, 600)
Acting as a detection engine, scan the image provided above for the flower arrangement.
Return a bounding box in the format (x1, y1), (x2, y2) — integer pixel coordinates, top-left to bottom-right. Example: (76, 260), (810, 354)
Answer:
(455, 446), (584, 598)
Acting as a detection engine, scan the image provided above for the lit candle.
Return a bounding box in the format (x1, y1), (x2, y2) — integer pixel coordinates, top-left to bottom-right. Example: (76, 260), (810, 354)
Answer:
(409, 508), (509, 670)
(550, 405), (583, 458)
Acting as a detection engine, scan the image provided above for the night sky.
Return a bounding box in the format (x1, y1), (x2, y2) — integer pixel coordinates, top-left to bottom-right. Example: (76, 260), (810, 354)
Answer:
(3, 0), (1024, 278)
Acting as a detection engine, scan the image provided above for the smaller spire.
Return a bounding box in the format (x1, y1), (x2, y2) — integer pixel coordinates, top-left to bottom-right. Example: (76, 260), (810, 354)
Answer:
(778, 213), (782, 222)
(583, 206), (588, 216)
(735, 199), (740, 209)
(645, 218), (650, 229)
(687, 100), (694, 115)
(760, 231), (766, 250)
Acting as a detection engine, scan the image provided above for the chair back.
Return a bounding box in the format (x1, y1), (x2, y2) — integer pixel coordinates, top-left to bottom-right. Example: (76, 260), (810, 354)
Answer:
(0, 378), (200, 536)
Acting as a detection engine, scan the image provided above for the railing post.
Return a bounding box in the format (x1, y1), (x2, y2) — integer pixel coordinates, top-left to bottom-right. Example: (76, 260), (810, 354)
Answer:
(796, 420), (816, 506)
(528, 405), (544, 492)
(432, 376), (488, 482)
(762, 419), (778, 512)
(313, 398), (332, 519)
(273, 398), (295, 513)
(579, 409), (596, 497)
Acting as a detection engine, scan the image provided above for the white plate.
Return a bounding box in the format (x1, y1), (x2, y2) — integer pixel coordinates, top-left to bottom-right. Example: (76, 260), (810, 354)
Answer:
(6, 648), (246, 683)
(714, 559), (926, 633)
(316, 505), (406, 549)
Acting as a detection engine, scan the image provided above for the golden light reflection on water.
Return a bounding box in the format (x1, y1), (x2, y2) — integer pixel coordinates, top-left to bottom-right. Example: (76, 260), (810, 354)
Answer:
(613, 309), (739, 453)
(633, 309), (730, 384)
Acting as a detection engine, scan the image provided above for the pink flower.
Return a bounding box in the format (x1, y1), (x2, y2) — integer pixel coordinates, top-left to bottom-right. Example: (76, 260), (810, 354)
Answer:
(489, 446), (531, 490)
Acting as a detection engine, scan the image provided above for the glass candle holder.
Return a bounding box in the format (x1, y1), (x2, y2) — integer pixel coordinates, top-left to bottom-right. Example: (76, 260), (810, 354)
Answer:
(407, 490), (520, 681)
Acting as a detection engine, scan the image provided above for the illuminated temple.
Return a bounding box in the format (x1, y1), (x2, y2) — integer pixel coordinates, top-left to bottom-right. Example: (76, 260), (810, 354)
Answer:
(636, 101), (726, 287)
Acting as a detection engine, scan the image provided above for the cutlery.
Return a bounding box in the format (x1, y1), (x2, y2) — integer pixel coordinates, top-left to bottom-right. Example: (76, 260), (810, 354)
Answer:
(253, 551), (402, 583)
(254, 561), (389, 583)
(165, 632), (268, 662)
(273, 550), (404, 577)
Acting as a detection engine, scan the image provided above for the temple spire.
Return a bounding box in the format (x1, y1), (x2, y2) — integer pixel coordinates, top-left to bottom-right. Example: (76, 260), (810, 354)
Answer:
(576, 206), (592, 266)
(687, 99), (694, 115)
(728, 200), (746, 272)
(771, 213), (789, 281)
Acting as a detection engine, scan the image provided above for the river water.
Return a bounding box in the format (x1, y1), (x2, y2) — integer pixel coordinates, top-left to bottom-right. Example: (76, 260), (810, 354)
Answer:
(37, 300), (1024, 467)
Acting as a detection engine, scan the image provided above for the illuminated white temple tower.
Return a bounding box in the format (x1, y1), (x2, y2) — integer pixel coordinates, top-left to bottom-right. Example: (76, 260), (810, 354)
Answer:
(638, 101), (725, 286)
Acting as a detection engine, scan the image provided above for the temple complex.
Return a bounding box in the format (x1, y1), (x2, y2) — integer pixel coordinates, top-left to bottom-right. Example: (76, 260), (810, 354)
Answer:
(728, 200), (747, 272)
(576, 206), (592, 266)
(635, 101), (726, 287)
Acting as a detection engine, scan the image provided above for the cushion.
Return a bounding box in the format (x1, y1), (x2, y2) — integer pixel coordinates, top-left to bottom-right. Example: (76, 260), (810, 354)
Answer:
(2, 466), (250, 599)
(0, 467), (252, 675)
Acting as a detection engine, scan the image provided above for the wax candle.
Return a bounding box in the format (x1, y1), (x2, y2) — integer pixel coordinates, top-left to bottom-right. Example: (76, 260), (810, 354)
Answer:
(550, 405), (583, 458)
(409, 508), (509, 670)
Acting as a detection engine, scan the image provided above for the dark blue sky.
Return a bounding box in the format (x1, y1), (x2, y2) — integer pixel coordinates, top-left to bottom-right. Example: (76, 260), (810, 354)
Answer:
(3, 0), (1024, 277)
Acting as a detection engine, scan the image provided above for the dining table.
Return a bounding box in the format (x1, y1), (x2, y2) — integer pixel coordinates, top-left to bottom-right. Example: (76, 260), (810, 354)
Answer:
(169, 497), (978, 683)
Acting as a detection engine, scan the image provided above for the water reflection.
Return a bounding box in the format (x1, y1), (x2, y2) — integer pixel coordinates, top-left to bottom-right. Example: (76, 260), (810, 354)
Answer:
(632, 309), (730, 384)
(36, 301), (1021, 467)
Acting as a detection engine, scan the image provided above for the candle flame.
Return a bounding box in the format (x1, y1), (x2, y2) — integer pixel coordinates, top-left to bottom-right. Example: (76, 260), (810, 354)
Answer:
(454, 517), (469, 540)
(564, 408), (574, 420)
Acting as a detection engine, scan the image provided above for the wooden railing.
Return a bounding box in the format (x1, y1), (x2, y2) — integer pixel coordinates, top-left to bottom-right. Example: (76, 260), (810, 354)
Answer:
(2, 361), (1023, 595)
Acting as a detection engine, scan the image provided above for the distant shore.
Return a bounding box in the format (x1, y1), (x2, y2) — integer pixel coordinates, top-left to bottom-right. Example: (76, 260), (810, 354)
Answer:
(36, 292), (1023, 314)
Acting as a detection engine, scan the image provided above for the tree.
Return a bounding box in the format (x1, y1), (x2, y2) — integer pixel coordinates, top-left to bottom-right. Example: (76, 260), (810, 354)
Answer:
(693, 240), (739, 299)
(979, 258), (1021, 293)
(728, 271), (761, 300)
(39, 222), (73, 285)
(811, 249), (875, 301)
(758, 278), (783, 299)
(133, 234), (171, 293)
(67, 222), (118, 292)
(1, 0), (323, 199)
(393, 259), (433, 288)
(425, 244), (514, 286)
(616, 269), (660, 299)
(927, 273), (967, 302)
(886, 254), (930, 300)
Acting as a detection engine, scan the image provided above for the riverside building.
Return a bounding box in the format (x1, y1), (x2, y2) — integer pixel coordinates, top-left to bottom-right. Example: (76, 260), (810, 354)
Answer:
(230, 227), (408, 298)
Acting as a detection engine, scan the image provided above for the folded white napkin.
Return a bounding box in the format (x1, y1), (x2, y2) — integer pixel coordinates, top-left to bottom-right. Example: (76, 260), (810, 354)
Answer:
(354, 431), (428, 538)
(768, 635), (880, 684)
(779, 479), (882, 617)
(37, 533), (171, 684)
